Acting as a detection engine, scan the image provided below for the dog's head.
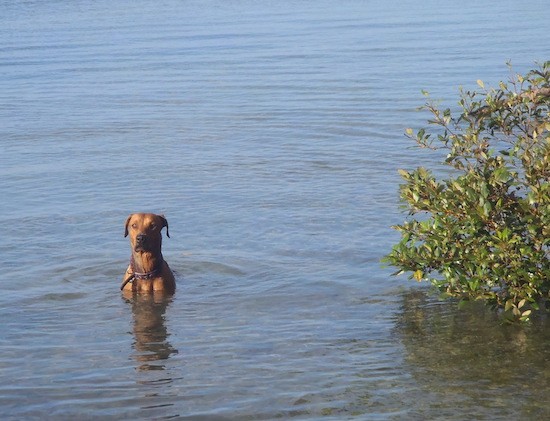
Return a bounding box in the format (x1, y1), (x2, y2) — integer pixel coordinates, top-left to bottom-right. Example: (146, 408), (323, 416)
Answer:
(124, 213), (170, 253)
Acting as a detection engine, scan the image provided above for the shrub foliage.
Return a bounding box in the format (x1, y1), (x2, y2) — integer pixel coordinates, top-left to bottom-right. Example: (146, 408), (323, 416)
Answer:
(386, 63), (550, 321)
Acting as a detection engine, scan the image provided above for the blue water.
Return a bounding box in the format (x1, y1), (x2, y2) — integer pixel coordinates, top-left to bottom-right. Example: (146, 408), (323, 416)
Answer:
(1, 0), (549, 419)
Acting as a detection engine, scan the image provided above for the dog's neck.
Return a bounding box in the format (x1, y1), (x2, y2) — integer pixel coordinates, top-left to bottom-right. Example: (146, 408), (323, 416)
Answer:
(130, 251), (163, 277)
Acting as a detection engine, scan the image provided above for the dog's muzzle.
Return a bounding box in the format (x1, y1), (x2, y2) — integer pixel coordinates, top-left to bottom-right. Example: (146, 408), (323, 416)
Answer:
(134, 233), (148, 251)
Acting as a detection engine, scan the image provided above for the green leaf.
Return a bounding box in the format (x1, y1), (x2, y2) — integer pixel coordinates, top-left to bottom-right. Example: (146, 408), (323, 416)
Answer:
(493, 167), (510, 183)
(397, 169), (410, 179)
(482, 201), (492, 217)
(504, 300), (514, 312)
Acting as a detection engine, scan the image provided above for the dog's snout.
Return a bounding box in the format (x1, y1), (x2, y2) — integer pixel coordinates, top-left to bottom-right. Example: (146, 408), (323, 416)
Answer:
(136, 233), (147, 244)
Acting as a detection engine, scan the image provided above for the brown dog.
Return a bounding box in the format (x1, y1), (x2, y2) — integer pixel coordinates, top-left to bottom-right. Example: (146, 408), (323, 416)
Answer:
(121, 213), (176, 294)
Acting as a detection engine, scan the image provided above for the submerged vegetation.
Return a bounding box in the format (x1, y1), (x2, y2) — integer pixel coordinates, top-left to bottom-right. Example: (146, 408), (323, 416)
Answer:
(386, 62), (550, 322)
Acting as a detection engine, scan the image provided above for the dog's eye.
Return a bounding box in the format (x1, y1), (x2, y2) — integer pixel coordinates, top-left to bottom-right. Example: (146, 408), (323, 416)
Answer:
(150, 223), (157, 230)
(131, 223), (137, 229)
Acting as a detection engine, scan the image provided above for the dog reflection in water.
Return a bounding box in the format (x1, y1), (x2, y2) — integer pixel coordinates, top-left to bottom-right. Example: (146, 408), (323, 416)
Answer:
(124, 292), (178, 371)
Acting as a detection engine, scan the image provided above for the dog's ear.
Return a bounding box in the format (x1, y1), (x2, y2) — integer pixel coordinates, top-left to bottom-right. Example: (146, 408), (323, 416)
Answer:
(124, 214), (133, 238)
(159, 214), (170, 238)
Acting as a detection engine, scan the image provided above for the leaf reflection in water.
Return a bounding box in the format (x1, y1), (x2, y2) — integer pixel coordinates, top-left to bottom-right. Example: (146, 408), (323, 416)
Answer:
(396, 289), (550, 419)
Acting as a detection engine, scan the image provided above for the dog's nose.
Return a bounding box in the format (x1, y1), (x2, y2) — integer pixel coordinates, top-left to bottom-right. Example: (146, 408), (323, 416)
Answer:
(136, 234), (147, 244)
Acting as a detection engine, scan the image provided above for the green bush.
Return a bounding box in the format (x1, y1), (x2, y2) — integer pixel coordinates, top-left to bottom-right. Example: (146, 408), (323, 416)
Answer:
(386, 62), (550, 322)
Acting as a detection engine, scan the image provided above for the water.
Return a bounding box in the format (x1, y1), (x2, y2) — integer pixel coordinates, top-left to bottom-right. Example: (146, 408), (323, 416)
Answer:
(1, 0), (549, 419)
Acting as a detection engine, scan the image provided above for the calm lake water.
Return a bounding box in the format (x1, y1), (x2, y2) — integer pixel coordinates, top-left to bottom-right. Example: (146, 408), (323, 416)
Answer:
(1, 0), (549, 419)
